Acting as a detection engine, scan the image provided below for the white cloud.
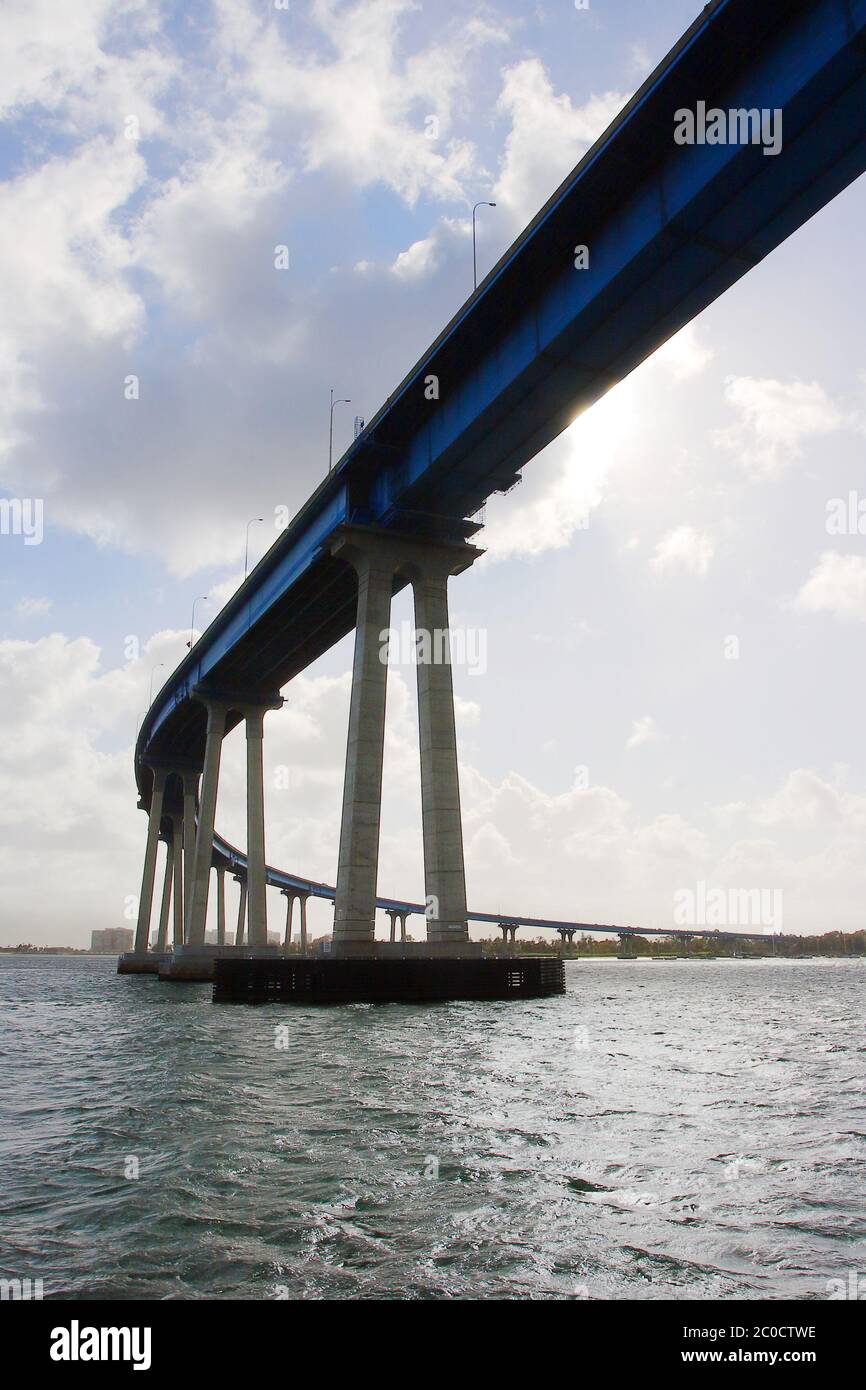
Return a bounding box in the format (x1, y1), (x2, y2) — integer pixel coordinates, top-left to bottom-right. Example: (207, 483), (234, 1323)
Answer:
(718, 375), (849, 476)
(213, 0), (505, 207)
(651, 524), (715, 576)
(14, 597), (53, 618)
(794, 552), (866, 622)
(654, 323), (714, 381)
(626, 715), (662, 751)
(494, 58), (625, 226)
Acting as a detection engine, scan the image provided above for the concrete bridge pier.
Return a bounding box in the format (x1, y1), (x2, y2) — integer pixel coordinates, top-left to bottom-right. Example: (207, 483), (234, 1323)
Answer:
(330, 527), (482, 958)
(215, 864), (226, 946)
(330, 533), (396, 952)
(241, 697), (284, 948)
(297, 892), (310, 952)
(282, 890), (295, 948)
(132, 767), (168, 958)
(617, 932), (639, 960)
(171, 812), (184, 946)
(386, 909), (399, 942)
(282, 887), (310, 950)
(407, 542), (481, 946)
(154, 832), (174, 953)
(235, 875), (247, 946)
(185, 697), (230, 946)
(181, 769), (198, 921)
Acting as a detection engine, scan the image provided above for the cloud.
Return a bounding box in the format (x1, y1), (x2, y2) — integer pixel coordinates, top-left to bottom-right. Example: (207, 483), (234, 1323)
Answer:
(212, 0), (505, 206)
(651, 525), (715, 576)
(14, 596), (53, 618)
(717, 375), (849, 476)
(793, 552), (866, 622)
(494, 58), (625, 226)
(626, 715), (662, 750)
(654, 323), (714, 381)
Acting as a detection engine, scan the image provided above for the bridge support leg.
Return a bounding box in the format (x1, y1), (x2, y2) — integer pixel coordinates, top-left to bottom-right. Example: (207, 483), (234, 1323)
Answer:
(242, 700), (282, 949)
(182, 769), (198, 921)
(216, 865), (226, 946)
(235, 876), (247, 946)
(133, 768), (167, 956)
(410, 548), (480, 945)
(155, 835), (173, 952)
(186, 700), (229, 945)
(282, 891), (295, 949)
(298, 892), (309, 952)
(331, 537), (395, 950)
(387, 910), (397, 942)
(170, 813), (184, 946)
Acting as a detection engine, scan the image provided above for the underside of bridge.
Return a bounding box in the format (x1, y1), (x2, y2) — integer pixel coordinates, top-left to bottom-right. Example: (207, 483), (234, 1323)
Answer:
(118, 0), (866, 1000)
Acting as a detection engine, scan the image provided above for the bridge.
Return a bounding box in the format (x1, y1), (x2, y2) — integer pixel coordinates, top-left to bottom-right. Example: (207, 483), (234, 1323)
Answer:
(119, 0), (866, 1001)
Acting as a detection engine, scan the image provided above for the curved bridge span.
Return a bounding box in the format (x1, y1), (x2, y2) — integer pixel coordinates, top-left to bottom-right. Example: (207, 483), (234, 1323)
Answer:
(125, 0), (866, 976)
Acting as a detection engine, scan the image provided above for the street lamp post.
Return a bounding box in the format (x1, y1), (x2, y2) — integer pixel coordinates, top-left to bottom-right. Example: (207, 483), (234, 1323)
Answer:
(188, 596), (208, 650)
(329, 388), (351, 472)
(148, 663), (165, 706)
(472, 201), (497, 290)
(244, 518), (264, 578)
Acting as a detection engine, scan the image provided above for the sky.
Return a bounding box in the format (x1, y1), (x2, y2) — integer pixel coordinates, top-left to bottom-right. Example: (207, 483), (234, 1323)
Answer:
(1, 0), (865, 947)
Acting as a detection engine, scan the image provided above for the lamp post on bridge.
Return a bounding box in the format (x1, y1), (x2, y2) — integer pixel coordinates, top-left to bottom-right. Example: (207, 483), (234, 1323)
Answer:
(472, 201), (497, 290)
(187, 596), (208, 650)
(244, 518), (264, 578)
(329, 389), (351, 472)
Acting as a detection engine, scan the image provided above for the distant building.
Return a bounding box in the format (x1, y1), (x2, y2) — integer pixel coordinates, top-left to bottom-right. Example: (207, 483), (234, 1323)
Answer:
(91, 928), (134, 954)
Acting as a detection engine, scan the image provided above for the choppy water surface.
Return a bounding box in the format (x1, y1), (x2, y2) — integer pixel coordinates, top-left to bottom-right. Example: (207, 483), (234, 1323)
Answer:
(1, 955), (864, 1300)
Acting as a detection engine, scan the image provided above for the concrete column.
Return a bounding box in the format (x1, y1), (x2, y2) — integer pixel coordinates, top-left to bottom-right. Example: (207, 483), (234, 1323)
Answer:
(235, 876), (247, 946)
(181, 769), (199, 920)
(186, 700), (229, 945)
(171, 814), (184, 946)
(282, 891), (295, 949)
(134, 768), (168, 955)
(242, 702), (283, 948)
(509, 925), (518, 944)
(298, 893), (309, 952)
(155, 836), (173, 952)
(400, 912), (407, 942)
(387, 910), (398, 942)
(216, 865), (226, 946)
(409, 546), (481, 944)
(331, 535), (395, 948)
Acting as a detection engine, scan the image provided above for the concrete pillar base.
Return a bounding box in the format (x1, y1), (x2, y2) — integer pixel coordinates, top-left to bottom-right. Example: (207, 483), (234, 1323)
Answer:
(117, 951), (170, 976)
(158, 943), (281, 982)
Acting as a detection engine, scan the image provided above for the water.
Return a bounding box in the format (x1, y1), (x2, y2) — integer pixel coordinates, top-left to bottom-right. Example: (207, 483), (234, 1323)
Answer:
(1, 955), (864, 1301)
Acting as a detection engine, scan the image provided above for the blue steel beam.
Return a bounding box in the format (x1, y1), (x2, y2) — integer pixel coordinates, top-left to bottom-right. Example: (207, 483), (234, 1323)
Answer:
(137, 0), (866, 935)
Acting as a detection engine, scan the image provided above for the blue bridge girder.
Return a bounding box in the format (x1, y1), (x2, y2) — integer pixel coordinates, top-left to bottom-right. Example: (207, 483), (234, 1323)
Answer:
(138, 0), (866, 938)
